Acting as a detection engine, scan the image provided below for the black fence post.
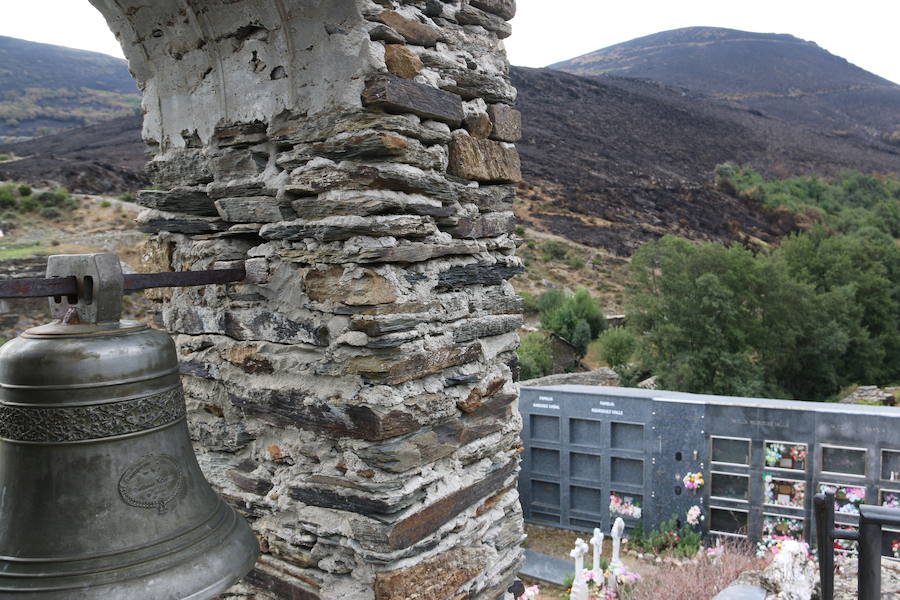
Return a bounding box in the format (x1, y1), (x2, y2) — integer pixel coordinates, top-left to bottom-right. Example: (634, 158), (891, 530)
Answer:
(814, 492), (835, 600)
(858, 505), (888, 600)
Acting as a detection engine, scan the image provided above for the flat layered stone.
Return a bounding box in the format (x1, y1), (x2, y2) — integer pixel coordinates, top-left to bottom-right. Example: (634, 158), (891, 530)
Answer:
(288, 162), (458, 201)
(376, 11), (442, 47)
(470, 0), (517, 20)
(243, 558), (321, 600)
(384, 44), (424, 79)
(279, 240), (484, 265)
(290, 190), (450, 220)
(440, 68), (517, 104)
(215, 197), (296, 223)
(136, 187), (217, 216)
(304, 266), (398, 305)
(357, 393), (515, 472)
(272, 111), (453, 146)
(452, 314), (523, 343)
(137, 209), (229, 234)
(310, 131), (446, 171)
(363, 74), (464, 126)
(165, 305), (329, 346)
(456, 4), (512, 38)
(386, 460), (517, 549)
(261, 215), (433, 242)
(348, 343), (483, 384)
(448, 135), (521, 183)
(374, 547), (490, 600)
(487, 104), (522, 142)
(435, 262), (524, 291)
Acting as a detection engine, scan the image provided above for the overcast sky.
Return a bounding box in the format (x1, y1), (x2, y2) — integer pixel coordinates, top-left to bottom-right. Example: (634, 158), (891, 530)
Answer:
(1, 0), (898, 84)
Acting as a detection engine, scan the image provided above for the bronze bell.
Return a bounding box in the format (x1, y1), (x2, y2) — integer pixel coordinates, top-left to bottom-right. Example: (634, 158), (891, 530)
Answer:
(0, 254), (258, 599)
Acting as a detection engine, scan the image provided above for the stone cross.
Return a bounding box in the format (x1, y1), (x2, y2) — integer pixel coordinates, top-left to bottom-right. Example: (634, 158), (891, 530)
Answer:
(569, 538), (590, 600)
(590, 527), (604, 573)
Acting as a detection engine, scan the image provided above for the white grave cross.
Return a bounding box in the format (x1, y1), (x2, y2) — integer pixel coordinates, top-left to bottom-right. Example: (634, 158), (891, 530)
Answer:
(589, 527), (604, 573)
(608, 517), (626, 592)
(569, 538), (590, 600)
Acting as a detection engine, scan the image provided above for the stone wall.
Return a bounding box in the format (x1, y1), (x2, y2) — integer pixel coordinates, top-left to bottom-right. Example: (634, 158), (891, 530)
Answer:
(89, 0), (525, 598)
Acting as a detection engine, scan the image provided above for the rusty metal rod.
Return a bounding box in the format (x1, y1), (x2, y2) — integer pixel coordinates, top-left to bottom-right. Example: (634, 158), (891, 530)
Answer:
(0, 268), (246, 300)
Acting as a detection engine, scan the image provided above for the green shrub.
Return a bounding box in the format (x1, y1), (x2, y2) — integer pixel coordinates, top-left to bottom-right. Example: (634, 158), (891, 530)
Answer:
(0, 187), (17, 209)
(100, 199), (112, 208)
(39, 207), (62, 220)
(118, 192), (136, 203)
(597, 328), (639, 368)
(567, 255), (586, 269)
(17, 185), (31, 197)
(518, 332), (552, 380)
(0, 211), (18, 222)
(541, 240), (568, 261)
(0, 154), (10, 162)
(17, 197), (36, 212)
(37, 189), (68, 207)
(514, 224), (526, 236)
(631, 516), (702, 558)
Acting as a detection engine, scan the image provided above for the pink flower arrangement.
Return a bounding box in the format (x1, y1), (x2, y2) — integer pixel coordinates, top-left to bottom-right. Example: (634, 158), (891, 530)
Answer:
(882, 492), (900, 509)
(609, 492), (642, 519)
(892, 539), (900, 559)
(686, 505), (703, 526)
(683, 472), (704, 491)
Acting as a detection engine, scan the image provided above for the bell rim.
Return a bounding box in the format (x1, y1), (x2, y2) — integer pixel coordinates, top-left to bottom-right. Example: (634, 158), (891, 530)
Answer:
(20, 320), (147, 339)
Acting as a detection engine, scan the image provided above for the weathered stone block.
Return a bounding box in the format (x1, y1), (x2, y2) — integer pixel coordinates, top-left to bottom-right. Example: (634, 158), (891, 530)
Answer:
(214, 121), (268, 148)
(384, 44), (424, 79)
(211, 148), (268, 180)
(146, 149), (213, 188)
(469, 0), (517, 20)
(304, 266), (398, 305)
(463, 113), (493, 138)
(288, 162), (458, 201)
(374, 547), (490, 600)
(363, 74), (464, 126)
(440, 68), (517, 104)
(444, 212), (516, 238)
(376, 11), (442, 47)
(215, 197), (296, 223)
(448, 135), (521, 183)
(487, 104), (522, 142)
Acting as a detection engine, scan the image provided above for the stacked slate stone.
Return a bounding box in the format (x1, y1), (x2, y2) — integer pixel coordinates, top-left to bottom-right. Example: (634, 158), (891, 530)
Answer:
(110, 0), (524, 598)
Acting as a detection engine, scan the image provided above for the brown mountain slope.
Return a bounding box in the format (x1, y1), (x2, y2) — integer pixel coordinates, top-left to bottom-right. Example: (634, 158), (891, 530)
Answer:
(550, 27), (900, 140)
(511, 65), (900, 255)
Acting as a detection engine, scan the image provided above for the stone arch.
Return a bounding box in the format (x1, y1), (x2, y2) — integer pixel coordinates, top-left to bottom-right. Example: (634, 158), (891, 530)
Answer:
(90, 0), (374, 150)
(88, 1), (525, 599)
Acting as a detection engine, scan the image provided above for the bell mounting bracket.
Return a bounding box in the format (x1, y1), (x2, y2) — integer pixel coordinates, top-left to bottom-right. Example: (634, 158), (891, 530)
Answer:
(0, 253), (246, 325)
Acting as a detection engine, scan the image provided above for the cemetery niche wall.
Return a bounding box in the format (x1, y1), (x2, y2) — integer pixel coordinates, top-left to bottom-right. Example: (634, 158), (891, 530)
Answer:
(519, 385), (900, 559)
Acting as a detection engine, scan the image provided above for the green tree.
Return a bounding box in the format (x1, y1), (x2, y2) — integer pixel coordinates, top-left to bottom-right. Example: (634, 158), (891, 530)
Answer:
(597, 328), (639, 368)
(518, 332), (552, 380)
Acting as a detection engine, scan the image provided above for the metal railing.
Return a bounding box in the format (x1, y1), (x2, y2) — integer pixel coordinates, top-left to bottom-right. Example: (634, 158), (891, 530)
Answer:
(814, 491), (900, 600)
